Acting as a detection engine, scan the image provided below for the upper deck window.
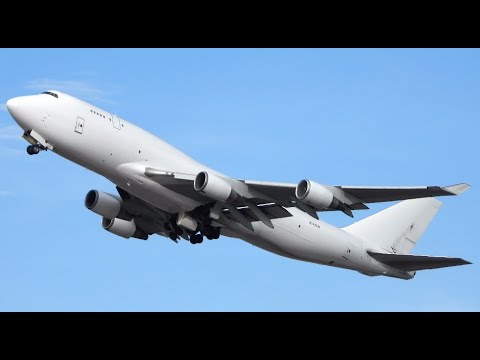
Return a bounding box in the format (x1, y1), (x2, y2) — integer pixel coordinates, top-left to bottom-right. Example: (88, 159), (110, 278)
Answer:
(41, 91), (58, 98)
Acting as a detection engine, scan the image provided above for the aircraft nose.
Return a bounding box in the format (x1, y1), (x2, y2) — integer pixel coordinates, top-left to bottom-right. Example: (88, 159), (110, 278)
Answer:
(6, 97), (21, 114)
(6, 96), (37, 131)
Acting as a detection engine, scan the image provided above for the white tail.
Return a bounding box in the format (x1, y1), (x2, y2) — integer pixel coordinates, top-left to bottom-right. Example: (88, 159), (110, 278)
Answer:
(344, 198), (442, 254)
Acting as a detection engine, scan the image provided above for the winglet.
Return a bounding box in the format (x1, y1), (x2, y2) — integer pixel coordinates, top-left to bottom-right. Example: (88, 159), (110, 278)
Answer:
(444, 183), (471, 195)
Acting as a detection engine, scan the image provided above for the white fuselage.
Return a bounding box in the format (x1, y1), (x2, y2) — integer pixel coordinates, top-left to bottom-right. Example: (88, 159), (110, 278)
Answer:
(7, 92), (412, 279)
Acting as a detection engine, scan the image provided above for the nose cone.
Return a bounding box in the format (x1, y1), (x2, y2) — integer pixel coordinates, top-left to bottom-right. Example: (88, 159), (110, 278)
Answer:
(5, 95), (39, 131)
(6, 97), (21, 115)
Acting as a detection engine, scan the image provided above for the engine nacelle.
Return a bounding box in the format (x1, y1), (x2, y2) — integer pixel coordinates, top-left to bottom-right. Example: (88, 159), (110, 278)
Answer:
(102, 217), (148, 240)
(194, 171), (236, 202)
(295, 180), (336, 209)
(85, 190), (130, 220)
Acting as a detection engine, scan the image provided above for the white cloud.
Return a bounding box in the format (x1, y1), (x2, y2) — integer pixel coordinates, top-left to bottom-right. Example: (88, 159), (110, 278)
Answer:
(0, 103), (6, 111)
(25, 78), (112, 103)
(0, 125), (20, 140)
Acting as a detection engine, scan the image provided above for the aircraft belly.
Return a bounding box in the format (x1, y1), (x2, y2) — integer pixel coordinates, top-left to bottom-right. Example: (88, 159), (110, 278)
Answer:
(224, 216), (346, 267)
(222, 208), (379, 273)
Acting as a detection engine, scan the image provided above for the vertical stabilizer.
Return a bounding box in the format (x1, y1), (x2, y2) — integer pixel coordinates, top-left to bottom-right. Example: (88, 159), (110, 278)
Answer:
(343, 198), (442, 254)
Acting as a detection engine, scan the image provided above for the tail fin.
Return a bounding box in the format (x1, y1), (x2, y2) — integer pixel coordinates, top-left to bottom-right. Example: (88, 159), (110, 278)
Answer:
(344, 198), (442, 254)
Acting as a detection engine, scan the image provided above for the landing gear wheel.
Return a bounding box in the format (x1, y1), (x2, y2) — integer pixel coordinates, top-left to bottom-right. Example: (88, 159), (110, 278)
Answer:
(205, 228), (221, 240)
(190, 234), (204, 244)
(26, 145), (40, 155)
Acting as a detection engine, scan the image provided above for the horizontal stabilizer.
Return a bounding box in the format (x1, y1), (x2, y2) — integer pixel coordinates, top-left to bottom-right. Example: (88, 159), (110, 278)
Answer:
(368, 251), (471, 271)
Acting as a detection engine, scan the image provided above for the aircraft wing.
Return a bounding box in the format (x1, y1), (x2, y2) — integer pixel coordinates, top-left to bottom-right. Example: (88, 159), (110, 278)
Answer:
(243, 181), (469, 218)
(244, 181), (470, 204)
(330, 184), (470, 203)
(143, 166), (469, 228)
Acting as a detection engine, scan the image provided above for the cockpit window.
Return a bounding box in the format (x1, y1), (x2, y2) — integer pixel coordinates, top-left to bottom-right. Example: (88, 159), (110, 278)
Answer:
(41, 91), (58, 98)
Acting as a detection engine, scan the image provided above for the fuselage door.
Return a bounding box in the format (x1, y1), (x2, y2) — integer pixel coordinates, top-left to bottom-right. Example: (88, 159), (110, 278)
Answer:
(75, 117), (85, 134)
(112, 114), (121, 130)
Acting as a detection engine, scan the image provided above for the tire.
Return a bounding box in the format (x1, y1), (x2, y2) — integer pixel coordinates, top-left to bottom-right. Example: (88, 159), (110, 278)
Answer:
(190, 234), (203, 244)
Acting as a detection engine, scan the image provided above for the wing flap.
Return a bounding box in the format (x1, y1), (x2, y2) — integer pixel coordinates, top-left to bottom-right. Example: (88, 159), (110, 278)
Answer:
(223, 203), (292, 223)
(368, 251), (471, 271)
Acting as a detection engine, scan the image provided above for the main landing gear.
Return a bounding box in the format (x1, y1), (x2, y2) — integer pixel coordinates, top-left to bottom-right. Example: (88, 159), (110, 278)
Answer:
(26, 144), (45, 155)
(189, 226), (220, 244)
(166, 207), (222, 245)
(190, 234), (204, 244)
(188, 227), (221, 245)
(167, 231), (205, 245)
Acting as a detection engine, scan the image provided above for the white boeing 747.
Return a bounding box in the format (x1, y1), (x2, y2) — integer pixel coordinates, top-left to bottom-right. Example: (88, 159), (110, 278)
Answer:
(6, 90), (471, 280)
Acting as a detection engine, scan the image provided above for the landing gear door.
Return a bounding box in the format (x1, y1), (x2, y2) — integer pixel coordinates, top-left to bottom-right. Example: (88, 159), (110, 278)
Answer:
(75, 117), (85, 134)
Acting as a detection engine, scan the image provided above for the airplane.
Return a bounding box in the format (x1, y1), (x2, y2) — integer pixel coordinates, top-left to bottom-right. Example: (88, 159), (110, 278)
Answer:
(5, 90), (471, 280)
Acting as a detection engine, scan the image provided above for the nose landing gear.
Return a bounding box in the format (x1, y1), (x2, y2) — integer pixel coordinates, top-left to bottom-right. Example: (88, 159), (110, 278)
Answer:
(26, 144), (45, 155)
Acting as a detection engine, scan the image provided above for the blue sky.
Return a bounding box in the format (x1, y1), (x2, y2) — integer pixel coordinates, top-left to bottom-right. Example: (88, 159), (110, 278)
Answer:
(0, 48), (478, 311)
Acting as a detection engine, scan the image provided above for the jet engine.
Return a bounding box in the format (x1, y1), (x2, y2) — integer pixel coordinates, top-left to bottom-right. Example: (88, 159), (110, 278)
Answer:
(85, 190), (130, 220)
(295, 180), (338, 209)
(102, 217), (148, 240)
(194, 171), (237, 202)
(296, 179), (354, 217)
